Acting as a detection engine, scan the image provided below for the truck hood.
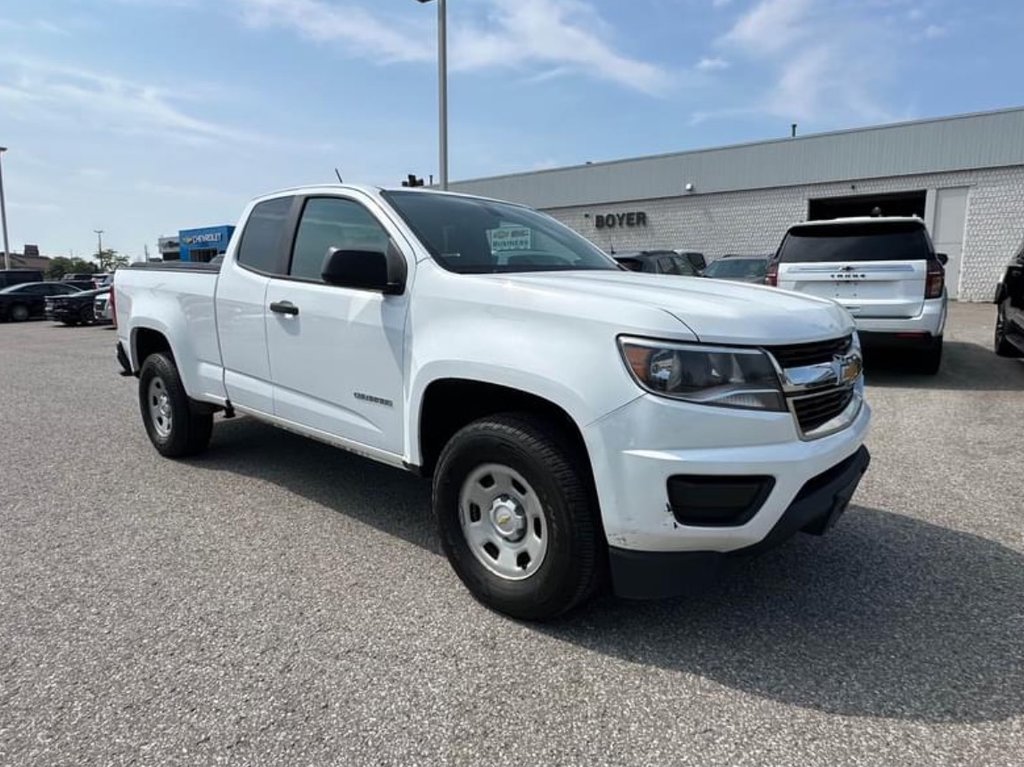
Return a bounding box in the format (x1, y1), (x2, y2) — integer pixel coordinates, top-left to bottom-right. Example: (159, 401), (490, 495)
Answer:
(487, 271), (854, 345)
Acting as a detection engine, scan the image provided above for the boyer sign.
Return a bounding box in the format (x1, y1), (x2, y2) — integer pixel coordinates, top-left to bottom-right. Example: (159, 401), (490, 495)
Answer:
(593, 211), (648, 229)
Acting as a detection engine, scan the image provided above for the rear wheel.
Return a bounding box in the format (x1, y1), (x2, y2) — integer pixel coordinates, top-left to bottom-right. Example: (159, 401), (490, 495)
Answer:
(432, 413), (603, 620)
(138, 352), (213, 457)
(914, 336), (943, 375)
(10, 304), (29, 322)
(995, 303), (1022, 357)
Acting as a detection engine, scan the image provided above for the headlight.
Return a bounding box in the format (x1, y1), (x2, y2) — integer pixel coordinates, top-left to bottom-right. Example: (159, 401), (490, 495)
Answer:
(619, 337), (785, 411)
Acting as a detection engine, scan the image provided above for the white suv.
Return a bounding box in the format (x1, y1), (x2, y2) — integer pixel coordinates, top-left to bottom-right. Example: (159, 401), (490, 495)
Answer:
(768, 217), (947, 373)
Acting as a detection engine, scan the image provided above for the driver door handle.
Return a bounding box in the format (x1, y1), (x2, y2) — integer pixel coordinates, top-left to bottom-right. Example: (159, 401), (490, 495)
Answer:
(269, 301), (299, 316)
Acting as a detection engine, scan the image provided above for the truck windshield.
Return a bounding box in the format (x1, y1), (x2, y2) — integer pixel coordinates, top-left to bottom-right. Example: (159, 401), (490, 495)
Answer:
(778, 221), (932, 263)
(383, 191), (620, 274)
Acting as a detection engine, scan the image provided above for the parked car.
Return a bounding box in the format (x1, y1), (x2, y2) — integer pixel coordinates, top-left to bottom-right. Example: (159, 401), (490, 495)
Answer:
(92, 273), (114, 289)
(704, 254), (773, 283)
(769, 217), (947, 373)
(93, 290), (114, 324)
(62, 279), (96, 291)
(0, 269), (44, 289)
(0, 282), (80, 321)
(45, 287), (109, 326)
(674, 250), (707, 274)
(994, 248), (1024, 357)
(114, 185), (870, 620)
(614, 250), (699, 276)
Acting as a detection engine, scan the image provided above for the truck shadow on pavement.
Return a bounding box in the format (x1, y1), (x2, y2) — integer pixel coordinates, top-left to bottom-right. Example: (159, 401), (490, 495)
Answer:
(864, 340), (1024, 391)
(546, 506), (1024, 724)
(193, 419), (1023, 725)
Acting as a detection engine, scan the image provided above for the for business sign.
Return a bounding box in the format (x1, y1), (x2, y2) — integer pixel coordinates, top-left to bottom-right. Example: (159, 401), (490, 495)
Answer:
(488, 226), (533, 252)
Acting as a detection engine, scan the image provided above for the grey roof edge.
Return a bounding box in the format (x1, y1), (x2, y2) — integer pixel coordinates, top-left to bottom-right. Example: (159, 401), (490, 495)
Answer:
(450, 105), (1024, 187)
(532, 160), (1024, 211)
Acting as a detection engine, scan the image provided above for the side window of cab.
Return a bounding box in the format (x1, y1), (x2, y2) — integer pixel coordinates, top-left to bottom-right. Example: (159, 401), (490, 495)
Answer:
(288, 198), (391, 283)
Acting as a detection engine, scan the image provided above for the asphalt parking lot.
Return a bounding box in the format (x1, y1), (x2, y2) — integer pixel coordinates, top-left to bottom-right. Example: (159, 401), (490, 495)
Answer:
(1, 302), (1022, 766)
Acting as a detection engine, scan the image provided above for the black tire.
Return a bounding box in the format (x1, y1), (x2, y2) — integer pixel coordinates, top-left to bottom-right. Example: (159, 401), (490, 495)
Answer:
(61, 320), (79, 327)
(914, 336), (943, 374)
(79, 305), (94, 325)
(432, 413), (603, 621)
(10, 303), (29, 322)
(138, 352), (213, 457)
(995, 303), (1022, 357)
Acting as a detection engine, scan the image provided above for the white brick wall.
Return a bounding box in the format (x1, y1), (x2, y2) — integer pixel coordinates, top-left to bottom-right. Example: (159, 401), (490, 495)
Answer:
(543, 166), (1024, 301)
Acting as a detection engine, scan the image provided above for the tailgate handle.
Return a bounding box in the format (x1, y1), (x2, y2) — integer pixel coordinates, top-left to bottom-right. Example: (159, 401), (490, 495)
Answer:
(269, 301), (299, 316)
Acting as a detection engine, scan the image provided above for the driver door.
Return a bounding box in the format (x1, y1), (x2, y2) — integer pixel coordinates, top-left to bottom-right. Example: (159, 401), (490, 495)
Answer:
(265, 195), (411, 456)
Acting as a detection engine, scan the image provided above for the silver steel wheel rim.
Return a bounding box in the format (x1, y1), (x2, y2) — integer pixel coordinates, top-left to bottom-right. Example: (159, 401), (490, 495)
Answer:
(995, 307), (1005, 343)
(458, 463), (548, 581)
(148, 377), (173, 439)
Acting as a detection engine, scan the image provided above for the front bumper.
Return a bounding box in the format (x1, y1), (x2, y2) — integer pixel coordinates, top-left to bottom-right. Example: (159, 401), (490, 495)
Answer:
(584, 389), (871, 554)
(608, 445), (870, 598)
(852, 297), (946, 339)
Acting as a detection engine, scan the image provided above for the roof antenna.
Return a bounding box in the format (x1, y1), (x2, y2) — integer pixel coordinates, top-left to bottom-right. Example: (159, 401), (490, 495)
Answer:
(791, 123), (798, 138)
(334, 168), (343, 183)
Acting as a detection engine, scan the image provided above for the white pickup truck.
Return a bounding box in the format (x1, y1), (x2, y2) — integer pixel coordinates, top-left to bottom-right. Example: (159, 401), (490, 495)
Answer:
(114, 185), (871, 619)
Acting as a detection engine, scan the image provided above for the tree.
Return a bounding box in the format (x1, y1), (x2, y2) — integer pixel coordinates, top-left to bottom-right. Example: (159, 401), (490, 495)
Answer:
(97, 249), (130, 272)
(46, 257), (98, 280)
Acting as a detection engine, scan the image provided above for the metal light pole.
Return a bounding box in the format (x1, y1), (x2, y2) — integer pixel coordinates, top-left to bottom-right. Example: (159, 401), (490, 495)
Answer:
(417, 0), (448, 190)
(94, 229), (104, 266)
(0, 147), (11, 270)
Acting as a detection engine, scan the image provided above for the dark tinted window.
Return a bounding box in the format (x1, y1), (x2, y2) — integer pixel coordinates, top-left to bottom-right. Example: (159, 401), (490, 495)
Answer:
(384, 191), (618, 274)
(290, 198), (390, 281)
(671, 256), (697, 276)
(705, 258), (768, 278)
(656, 255), (678, 274)
(237, 197), (292, 274)
(779, 221), (932, 263)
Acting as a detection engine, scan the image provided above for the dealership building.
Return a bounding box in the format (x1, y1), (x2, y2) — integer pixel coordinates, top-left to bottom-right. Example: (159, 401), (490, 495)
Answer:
(157, 225), (235, 262)
(449, 106), (1024, 301)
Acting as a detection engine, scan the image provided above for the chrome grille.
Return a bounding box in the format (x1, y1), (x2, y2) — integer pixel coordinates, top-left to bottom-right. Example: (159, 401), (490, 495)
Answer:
(766, 335), (852, 368)
(790, 385), (856, 434)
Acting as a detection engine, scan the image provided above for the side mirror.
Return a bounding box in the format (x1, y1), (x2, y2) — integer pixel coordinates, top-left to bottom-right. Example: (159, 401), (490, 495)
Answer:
(321, 243), (406, 294)
(936, 252), (949, 266)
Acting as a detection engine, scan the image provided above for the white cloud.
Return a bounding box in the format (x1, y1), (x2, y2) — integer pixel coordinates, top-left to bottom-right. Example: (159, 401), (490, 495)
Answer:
(232, 0), (670, 95)
(696, 56), (729, 71)
(721, 0), (813, 56)
(713, 0), (899, 125)
(236, 0), (432, 63)
(0, 57), (269, 146)
(923, 23), (947, 39)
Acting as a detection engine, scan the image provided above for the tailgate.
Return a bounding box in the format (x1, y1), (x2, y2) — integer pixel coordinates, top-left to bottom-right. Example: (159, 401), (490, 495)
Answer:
(778, 260), (926, 318)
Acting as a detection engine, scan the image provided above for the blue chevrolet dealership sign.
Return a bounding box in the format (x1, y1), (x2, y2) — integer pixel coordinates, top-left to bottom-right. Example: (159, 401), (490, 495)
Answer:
(179, 225), (235, 261)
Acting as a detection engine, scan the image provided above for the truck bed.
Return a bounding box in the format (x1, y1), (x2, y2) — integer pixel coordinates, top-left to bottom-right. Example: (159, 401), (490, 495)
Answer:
(115, 263), (227, 405)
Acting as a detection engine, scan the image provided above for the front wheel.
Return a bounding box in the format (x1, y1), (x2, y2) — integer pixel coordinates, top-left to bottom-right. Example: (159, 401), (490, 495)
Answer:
(432, 413), (603, 620)
(138, 352), (213, 457)
(79, 305), (94, 325)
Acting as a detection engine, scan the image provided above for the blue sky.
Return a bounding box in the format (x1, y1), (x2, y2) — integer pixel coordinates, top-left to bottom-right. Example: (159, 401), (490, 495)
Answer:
(0, 0), (1020, 260)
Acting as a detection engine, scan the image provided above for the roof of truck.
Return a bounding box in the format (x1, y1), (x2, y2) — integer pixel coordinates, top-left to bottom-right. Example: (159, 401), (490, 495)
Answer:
(788, 216), (926, 229)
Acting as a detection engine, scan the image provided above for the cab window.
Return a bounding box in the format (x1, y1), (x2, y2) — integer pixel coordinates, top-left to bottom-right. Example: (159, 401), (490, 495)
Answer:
(290, 198), (390, 282)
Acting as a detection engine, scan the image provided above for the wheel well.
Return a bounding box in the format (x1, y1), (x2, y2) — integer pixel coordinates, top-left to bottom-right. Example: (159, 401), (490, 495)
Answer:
(418, 379), (589, 478)
(133, 328), (172, 372)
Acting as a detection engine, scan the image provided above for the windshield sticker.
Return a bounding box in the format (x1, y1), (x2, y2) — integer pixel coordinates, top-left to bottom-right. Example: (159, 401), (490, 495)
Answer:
(488, 226), (532, 252)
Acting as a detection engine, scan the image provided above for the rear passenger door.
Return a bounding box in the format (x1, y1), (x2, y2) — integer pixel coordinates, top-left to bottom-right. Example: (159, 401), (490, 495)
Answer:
(216, 196), (293, 414)
(264, 195), (411, 456)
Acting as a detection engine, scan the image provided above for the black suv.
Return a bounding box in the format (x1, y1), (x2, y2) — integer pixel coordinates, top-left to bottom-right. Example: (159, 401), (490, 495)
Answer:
(614, 250), (699, 276)
(994, 249), (1024, 357)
